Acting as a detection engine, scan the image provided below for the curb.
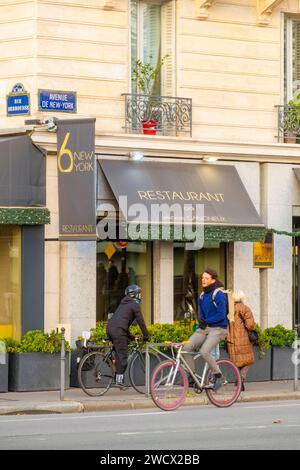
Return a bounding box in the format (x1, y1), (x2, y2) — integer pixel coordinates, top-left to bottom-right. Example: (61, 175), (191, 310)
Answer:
(0, 401), (84, 416)
(0, 393), (299, 415)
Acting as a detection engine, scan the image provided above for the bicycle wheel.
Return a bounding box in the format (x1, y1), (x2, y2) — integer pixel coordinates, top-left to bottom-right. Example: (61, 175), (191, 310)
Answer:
(150, 361), (188, 411)
(78, 351), (114, 397)
(129, 350), (161, 394)
(205, 359), (241, 408)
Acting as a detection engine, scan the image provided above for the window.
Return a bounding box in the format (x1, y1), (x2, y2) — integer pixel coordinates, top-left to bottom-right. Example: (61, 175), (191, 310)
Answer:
(284, 17), (300, 102)
(173, 242), (227, 323)
(96, 241), (152, 324)
(131, 0), (175, 96)
(0, 226), (21, 340)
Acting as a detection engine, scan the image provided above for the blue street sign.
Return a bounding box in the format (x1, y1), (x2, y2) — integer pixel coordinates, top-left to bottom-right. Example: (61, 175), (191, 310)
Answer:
(7, 84), (30, 116)
(38, 89), (77, 113)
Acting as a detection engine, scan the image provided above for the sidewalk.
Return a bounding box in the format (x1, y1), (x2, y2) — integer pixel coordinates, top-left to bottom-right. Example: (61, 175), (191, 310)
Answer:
(0, 381), (300, 415)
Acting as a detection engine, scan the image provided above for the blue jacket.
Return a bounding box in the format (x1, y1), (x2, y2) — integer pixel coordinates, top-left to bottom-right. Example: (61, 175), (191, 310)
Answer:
(198, 288), (228, 329)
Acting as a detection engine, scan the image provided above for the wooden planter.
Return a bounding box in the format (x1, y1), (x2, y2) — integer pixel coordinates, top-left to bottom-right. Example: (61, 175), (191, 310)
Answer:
(9, 352), (70, 392)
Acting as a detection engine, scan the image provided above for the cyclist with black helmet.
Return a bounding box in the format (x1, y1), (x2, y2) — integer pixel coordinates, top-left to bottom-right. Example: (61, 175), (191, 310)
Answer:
(106, 284), (150, 389)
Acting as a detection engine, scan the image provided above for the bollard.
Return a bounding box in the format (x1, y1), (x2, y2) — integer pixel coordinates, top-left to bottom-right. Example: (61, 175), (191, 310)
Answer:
(145, 344), (150, 398)
(294, 325), (299, 393)
(60, 327), (65, 401)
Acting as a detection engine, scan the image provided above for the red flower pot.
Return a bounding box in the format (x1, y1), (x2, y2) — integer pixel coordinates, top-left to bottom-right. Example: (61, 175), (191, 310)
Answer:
(142, 120), (157, 135)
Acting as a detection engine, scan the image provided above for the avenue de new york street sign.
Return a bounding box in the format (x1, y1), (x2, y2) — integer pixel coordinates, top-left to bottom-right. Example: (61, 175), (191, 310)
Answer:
(38, 89), (77, 113)
(7, 83), (30, 116)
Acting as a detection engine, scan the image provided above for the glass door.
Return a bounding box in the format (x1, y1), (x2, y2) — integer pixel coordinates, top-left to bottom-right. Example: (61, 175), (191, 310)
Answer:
(96, 241), (152, 324)
(174, 242), (226, 324)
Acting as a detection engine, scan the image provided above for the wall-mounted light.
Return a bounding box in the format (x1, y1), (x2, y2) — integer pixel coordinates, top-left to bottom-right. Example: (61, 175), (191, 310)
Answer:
(203, 155), (219, 163)
(129, 150), (144, 161)
(24, 117), (57, 133)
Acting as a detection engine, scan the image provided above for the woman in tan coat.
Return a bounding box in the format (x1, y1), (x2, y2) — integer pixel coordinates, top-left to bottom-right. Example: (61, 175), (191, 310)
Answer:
(227, 291), (256, 391)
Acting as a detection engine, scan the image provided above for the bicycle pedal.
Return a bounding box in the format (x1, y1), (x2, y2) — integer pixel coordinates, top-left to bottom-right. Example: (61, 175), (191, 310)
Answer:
(118, 385), (128, 391)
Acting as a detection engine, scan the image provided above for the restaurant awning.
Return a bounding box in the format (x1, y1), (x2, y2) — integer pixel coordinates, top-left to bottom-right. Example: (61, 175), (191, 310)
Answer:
(98, 160), (265, 242)
(0, 133), (49, 225)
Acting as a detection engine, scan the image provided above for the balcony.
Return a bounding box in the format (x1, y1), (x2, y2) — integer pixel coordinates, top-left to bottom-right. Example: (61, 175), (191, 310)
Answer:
(276, 105), (300, 143)
(122, 93), (192, 137)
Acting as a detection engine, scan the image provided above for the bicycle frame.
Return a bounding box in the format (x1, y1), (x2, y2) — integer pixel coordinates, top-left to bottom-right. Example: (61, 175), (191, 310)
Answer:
(145, 343), (210, 396)
(166, 345), (209, 390)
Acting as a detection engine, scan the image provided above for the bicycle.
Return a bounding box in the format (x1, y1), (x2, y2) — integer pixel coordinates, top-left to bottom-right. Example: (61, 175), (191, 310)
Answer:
(77, 338), (160, 397)
(150, 342), (242, 411)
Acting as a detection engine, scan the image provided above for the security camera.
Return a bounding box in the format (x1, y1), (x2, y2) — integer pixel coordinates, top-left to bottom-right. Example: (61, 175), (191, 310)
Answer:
(44, 117), (57, 133)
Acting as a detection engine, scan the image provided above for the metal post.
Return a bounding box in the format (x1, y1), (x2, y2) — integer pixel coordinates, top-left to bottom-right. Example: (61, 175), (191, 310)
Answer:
(294, 325), (299, 392)
(145, 343), (150, 398)
(60, 327), (65, 401)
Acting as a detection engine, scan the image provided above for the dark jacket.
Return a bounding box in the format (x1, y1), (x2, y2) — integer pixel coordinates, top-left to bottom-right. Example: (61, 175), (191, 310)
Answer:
(107, 295), (149, 339)
(198, 287), (228, 329)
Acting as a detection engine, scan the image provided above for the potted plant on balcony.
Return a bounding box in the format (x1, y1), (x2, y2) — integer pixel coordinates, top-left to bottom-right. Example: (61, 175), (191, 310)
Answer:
(131, 54), (168, 135)
(283, 96), (300, 143)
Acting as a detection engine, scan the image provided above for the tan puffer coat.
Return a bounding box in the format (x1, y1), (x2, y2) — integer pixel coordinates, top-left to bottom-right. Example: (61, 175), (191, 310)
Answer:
(227, 302), (256, 368)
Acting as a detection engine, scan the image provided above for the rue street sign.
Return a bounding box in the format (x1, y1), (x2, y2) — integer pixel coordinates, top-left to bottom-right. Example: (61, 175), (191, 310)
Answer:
(7, 83), (30, 116)
(38, 89), (77, 113)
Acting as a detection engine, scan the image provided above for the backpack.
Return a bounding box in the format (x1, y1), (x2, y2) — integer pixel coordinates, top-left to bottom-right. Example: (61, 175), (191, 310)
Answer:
(200, 287), (235, 323)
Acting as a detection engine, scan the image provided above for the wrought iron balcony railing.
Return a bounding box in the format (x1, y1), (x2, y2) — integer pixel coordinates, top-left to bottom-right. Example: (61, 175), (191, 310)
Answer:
(276, 105), (300, 143)
(122, 93), (192, 137)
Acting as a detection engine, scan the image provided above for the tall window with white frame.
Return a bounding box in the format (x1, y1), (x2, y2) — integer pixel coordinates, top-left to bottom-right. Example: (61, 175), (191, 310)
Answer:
(284, 16), (300, 102)
(130, 0), (175, 97)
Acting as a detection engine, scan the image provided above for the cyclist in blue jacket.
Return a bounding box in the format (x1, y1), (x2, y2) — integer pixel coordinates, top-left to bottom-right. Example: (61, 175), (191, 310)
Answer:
(183, 268), (228, 391)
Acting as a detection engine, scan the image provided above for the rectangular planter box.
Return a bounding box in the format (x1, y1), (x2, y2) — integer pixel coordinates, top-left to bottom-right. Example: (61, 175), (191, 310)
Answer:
(272, 347), (299, 381)
(9, 352), (70, 392)
(0, 354), (9, 392)
(220, 346), (272, 382)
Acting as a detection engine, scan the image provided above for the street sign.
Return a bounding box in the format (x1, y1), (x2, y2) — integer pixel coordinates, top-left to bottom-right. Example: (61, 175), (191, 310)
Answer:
(253, 233), (274, 268)
(38, 89), (77, 113)
(7, 83), (30, 116)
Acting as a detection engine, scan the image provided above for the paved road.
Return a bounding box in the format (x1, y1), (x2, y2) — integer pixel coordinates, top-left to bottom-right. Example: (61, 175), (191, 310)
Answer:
(0, 400), (299, 450)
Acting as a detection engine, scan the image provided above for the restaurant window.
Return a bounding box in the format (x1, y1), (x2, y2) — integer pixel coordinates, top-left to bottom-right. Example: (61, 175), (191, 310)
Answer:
(0, 226), (21, 340)
(130, 0), (175, 96)
(174, 242), (226, 323)
(96, 241), (152, 325)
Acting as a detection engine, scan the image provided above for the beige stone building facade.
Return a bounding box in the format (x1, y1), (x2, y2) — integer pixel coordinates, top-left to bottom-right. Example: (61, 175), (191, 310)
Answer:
(2, 0), (300, 343)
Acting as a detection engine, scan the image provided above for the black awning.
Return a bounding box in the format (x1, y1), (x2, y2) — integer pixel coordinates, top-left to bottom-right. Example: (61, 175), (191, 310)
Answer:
(99, 160), (263, 227)
(0, 134), (46, 207)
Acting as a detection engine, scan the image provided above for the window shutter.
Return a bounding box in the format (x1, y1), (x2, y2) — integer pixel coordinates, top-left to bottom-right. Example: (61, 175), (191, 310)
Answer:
(143, 3), (161, 95)
(161, 0), (176, 97)
(294, 22), (300, 94)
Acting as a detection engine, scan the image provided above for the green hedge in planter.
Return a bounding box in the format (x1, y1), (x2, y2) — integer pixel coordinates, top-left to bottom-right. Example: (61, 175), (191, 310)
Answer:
(263, 324), (294, 348)
(85, 321), (295, 353)
(4, 330), (71, 353)
(88, 321), (194, 346)
(0, 337), (19, 353)
(7, 331), (71, 392)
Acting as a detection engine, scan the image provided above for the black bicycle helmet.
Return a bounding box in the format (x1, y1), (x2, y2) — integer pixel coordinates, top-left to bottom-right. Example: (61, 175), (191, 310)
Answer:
(125, 284), (142, 299)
